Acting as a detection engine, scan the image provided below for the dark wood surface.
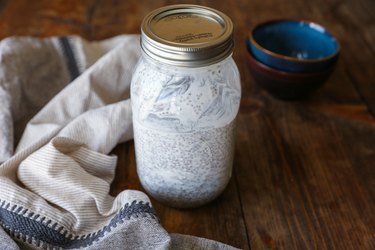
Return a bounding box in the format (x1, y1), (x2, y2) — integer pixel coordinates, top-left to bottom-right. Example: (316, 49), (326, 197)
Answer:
(1, 0), (374, 249)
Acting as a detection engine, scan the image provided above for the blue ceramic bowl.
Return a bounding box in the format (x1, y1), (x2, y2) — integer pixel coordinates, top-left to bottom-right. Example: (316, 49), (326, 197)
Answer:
(248, 20), (340, 73)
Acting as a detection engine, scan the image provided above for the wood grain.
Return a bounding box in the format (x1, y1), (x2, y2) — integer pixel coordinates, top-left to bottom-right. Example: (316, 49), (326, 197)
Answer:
(1, 0), (375, 249)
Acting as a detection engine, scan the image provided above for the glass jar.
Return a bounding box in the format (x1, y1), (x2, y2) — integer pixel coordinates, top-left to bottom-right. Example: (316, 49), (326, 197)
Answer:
(131, 4), (241, 208)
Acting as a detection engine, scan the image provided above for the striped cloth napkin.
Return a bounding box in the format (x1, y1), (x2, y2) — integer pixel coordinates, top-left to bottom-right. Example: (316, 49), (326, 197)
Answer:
(0, 35), (238, 249)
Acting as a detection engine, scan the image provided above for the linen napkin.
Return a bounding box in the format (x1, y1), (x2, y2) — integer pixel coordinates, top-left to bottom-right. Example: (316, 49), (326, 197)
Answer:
(0, 35), (239, 249)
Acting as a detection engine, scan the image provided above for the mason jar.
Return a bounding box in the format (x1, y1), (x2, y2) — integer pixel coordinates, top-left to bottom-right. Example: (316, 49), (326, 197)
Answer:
(131, 4), (241, 208)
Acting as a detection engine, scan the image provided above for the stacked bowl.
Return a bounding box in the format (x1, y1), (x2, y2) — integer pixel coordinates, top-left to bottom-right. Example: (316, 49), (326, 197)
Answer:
(246, 19), (340, 99)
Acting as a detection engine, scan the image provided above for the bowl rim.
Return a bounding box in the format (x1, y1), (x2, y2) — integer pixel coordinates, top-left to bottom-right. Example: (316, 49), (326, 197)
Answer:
(245, 48), (335, 79)
(248, 19), (341, 63)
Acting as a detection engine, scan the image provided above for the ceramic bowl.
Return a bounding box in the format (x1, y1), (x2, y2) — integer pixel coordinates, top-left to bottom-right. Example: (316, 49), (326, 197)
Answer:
(245, 49), (335, 99)
(248, 19), (340, 73)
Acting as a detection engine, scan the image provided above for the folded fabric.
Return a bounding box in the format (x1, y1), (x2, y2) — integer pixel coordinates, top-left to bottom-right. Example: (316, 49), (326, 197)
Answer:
(0, 35), (239, 249)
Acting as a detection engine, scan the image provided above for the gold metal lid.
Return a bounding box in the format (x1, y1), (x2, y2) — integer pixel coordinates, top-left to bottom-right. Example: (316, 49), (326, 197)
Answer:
(141, 4), (234, 67)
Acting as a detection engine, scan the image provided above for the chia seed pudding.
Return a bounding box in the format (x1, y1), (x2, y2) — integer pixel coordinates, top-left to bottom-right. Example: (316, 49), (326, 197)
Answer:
(131, 57), (240, 207)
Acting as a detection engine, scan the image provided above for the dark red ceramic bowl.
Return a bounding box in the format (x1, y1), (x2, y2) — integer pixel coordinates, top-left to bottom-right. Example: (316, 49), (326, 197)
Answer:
(245, 49), (335, 99)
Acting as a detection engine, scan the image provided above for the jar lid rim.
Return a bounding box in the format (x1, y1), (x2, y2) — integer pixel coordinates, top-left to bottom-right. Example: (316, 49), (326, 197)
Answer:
(141, 4), (234, 67)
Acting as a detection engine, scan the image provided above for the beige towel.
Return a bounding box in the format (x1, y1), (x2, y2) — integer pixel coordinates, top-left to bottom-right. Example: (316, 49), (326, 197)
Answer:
(0, 35), (239, 249)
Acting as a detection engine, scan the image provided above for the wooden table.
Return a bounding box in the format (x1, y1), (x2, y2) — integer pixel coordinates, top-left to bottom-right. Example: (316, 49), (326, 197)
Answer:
(1, 0), (374, 249)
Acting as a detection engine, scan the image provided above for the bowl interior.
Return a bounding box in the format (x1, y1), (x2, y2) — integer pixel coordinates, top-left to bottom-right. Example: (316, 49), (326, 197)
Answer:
(252, 20), (339, 60)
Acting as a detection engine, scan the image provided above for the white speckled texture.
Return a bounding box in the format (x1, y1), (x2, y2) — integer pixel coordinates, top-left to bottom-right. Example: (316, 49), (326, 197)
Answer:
(134, 120), (236, 208)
